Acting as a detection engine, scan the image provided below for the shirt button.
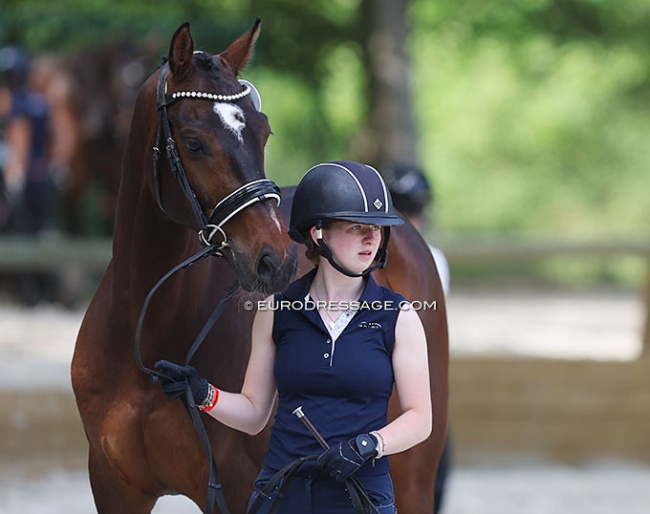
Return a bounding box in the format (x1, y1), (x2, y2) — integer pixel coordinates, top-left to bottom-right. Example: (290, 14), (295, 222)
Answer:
(326, 338), (331, 344)
(323, 353), (330, 359)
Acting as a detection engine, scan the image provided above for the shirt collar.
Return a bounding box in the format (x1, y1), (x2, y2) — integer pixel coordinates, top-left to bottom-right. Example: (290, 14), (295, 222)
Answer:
(281, 267), (384, 303)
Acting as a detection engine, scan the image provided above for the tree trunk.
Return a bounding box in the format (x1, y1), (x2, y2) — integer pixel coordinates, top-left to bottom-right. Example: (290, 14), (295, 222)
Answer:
(355, 0), (418, 168)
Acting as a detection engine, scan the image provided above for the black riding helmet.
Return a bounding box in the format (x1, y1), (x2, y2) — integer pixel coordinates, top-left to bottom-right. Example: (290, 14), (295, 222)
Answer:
(289, 161), (404, 277)
(0, 46), (29, 90)
(381, 163), (431, 216)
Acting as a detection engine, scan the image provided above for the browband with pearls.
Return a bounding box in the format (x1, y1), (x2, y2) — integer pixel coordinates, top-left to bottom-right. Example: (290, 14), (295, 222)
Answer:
(170, 84), (251, 102)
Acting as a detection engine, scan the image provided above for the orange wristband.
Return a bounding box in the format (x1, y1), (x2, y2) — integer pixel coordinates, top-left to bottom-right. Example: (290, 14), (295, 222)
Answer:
(199, 385), (219, 413)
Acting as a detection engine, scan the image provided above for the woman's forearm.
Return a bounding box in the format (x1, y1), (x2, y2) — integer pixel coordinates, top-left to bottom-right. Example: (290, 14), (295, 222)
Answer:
(207, 388), (276, 436)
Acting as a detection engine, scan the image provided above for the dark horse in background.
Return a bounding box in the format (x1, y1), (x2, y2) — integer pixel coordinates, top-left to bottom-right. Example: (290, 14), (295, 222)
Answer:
(72, 20), (449, 514)
(31, 39), (156, 235)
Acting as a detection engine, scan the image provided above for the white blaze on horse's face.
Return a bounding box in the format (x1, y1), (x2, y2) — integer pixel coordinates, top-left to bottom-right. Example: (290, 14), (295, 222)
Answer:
(268, 209), (283, 233)
(213, 102), (246, 143)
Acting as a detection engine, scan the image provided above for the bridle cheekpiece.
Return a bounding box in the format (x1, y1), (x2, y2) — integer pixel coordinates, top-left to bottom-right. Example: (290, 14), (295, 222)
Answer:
(152, 64), (280, 255)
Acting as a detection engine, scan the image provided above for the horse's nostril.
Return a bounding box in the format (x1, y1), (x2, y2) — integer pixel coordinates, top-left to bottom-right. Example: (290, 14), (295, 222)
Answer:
(256, 250), (277, 282)
(251, 246), (297, 293)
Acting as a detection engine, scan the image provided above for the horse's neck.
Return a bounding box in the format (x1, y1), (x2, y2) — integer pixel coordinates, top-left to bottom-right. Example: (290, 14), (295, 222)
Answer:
(112, 166), (200, 290)
(109, 110), (226, 307)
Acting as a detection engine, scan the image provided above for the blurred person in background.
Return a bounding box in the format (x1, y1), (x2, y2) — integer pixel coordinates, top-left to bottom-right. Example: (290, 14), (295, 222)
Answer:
(0, 45), (54, 234)
(382, 163), (451, 514)
(0, 45), (58, 304)
(382, 163), (449, 296)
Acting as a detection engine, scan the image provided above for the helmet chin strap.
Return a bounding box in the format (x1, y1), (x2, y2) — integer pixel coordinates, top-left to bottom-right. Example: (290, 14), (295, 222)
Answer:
(313, 222), (391, 278)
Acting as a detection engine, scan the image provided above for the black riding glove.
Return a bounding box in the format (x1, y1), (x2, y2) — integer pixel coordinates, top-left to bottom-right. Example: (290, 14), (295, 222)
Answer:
(153, 360), (210, 406)
(316, 433), (379, 482)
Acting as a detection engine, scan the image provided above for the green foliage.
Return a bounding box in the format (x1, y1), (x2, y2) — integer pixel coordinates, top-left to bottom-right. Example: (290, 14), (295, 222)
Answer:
(2, 0), (649, 287)
(0, 1), (252, 55)
(410, 0), (650, 243)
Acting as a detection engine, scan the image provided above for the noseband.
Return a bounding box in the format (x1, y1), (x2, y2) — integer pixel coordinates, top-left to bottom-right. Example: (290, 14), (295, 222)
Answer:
(152, 63), (281, 253)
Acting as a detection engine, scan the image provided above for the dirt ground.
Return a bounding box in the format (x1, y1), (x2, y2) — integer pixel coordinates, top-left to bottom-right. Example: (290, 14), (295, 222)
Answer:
(2, 463), (650, 514)
(1, 286), (644, 391)
(1, 286), (648, 513)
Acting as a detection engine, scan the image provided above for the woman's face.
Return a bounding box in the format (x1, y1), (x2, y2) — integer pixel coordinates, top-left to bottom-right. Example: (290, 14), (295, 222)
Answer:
(312, 221), (382, 275)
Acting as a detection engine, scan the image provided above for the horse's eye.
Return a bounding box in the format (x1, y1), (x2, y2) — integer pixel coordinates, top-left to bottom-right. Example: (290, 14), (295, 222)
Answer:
(184, 138), (204, 153)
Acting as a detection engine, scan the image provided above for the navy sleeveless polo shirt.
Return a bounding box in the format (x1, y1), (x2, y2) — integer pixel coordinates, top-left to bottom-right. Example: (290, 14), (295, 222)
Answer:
(265, 269), (406, 478)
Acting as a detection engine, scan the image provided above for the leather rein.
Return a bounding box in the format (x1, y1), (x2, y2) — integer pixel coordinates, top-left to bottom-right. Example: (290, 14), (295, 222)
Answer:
(135, 63), (281, 514)
(136, 64), (375, 514)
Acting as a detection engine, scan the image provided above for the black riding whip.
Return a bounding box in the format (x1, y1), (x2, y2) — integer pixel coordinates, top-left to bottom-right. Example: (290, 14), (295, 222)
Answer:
(292, 406), (381, 514)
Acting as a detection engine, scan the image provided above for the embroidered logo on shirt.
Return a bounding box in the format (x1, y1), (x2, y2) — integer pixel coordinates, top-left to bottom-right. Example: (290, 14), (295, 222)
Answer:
(358, 321), (382, 329)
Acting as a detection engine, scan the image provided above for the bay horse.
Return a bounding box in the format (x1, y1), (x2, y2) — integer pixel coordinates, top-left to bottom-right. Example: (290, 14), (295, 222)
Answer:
(71, 20), (448, 514)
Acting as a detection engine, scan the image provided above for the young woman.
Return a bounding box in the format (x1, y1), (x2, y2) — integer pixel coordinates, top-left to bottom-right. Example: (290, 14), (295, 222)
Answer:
(155, 161), (432, 513)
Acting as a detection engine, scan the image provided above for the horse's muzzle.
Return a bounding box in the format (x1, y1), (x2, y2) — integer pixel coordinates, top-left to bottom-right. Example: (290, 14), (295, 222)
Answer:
(236, 244), (297, 294)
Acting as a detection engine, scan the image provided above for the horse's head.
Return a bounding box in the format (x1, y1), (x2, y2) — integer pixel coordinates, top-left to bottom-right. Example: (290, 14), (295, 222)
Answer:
(147, 20), (296, 293)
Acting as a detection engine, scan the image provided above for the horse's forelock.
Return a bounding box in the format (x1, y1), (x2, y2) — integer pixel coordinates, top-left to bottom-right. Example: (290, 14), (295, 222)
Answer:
(193, 51), (219, 75)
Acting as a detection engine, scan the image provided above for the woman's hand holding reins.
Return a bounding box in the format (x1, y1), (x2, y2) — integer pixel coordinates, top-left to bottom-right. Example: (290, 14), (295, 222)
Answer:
(316, 433), (379, 482)
(153, 360), (211, 407)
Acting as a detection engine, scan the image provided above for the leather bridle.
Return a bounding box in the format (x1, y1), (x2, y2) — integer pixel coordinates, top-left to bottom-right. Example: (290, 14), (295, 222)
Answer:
(141, 65), (376, 514)
(152, 63), (281, 253)
(137, 63), (283, 514)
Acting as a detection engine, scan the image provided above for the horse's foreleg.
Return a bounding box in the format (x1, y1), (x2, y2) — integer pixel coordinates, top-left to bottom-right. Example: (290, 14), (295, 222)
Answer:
(88, 445), (158, 514)
(391, 446), (437, 514)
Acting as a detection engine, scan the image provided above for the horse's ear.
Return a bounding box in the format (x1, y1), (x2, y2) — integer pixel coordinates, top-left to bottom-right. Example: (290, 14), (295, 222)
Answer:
(220, 17), (261, 76)
(168, 22), (194, 81)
